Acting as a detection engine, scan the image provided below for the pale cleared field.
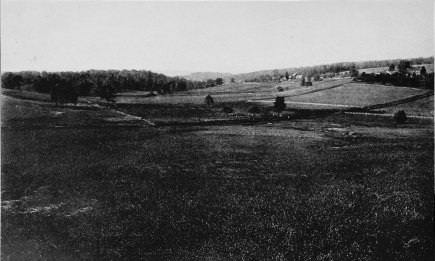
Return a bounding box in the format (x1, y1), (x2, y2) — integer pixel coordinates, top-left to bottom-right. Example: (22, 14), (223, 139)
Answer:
(116, 79), (353, 105)
(359, 67), (389, 74)
(283, 83), (428, 107)
(183, 82), (276, 95)
(115, 92), (273, 104)
(382, 96), (434, 117)
(273, 78), (353, 98)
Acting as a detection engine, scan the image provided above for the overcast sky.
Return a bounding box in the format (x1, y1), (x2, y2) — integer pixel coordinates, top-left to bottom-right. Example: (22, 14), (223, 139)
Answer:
(1, 1), (434, 74)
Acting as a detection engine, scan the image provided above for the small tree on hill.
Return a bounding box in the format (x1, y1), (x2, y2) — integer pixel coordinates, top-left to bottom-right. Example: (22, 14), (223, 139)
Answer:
(230, 77), (235, 83)
(306, 75), (312, 86)
(389, 64), (395, 72)
(393, 110), (407, 124)
(398, 60), (411, 74)
(216, 78), (223, 86)
(205, 95), (214, 106)
(274, 96), (286, 113)
(285, 71), (289, 80)
(300, 76), (306, 86)
(350, 66), (359, 77)
(420, 66), (427, 76)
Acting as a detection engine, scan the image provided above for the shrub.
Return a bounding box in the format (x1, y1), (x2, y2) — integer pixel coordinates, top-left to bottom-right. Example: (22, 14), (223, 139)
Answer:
(222, 106), (233, 114)
(393, 110), (407, 124)
(205, 95), (214, 106)
(248, 106), (261, 114)
(306, 81), (313, 87)
(277, 86), (284, 92)
(300, 77), (306, 86)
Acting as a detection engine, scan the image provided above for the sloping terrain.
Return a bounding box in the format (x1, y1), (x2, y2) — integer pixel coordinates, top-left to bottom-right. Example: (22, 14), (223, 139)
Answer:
(1, 90), (433, 260)
(285, 83), (427, 107)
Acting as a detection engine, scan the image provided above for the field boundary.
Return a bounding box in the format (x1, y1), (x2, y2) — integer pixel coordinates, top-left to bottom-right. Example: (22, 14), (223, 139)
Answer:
(82, 98), (156, 126)
(349, 90), (434, 112)
(249, 82), (348, 101)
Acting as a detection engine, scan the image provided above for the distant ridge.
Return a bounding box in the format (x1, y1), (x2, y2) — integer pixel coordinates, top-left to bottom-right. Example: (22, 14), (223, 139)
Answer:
(153, 70), (194, 77)
(182, 72), (233, 82)
(179, 56), (433, 83)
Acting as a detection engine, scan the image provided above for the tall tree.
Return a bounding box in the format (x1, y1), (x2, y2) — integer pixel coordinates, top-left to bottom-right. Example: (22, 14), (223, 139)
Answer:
(350, 66), (359, 77)
(274, 96), (286, 112)
(285, 71), (289, 80)
(215, 78), (223, 86)
(205, 95), (214, 106)
(420, 66), (427, 76)
(398, 60), (411, 74)
(300, 75), (306, 86)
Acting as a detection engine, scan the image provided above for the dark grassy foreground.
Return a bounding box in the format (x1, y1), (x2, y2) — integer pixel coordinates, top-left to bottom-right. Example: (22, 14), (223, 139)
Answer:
(1, 95), (434, 260)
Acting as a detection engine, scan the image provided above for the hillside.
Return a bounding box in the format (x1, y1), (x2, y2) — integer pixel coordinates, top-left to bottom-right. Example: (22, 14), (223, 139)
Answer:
(177, 57), (433, 84)
(229, 57), (434, 82)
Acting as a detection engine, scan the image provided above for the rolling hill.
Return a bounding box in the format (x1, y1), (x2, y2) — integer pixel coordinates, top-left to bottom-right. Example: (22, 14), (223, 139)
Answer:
(182, 72), (233, 81)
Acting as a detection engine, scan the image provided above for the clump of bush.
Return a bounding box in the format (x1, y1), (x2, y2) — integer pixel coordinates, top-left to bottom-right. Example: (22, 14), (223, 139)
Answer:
(222, 106), (233, 114)
(144, 91), (157, 97)
(205, 95), (214, 106)
(277, 86), (284, 92)
(248, 106), (261, 114)
(394, 110), (407, 124)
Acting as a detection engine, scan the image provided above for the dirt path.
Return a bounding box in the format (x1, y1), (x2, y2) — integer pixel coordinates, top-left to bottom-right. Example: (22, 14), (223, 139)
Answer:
(82, 98), (156, 125)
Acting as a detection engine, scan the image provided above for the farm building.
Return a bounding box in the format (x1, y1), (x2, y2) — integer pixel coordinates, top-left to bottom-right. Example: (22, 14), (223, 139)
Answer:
(339, 71), (349, 76)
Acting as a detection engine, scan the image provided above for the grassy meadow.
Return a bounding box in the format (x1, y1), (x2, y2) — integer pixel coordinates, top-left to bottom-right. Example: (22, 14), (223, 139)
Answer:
(382, 96), (434, 117)
(1, 85), (434, 260)
(284, 83), (428, 107)
(115, 79), (354, 105)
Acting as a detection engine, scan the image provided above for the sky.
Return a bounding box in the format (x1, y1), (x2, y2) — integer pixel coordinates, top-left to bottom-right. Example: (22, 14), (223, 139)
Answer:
(1, 1), (434, 75)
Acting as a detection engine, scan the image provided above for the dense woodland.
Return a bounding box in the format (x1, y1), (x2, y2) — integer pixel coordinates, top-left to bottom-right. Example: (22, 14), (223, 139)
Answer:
(0, 70), (214, 97)
(1, 57), (434, 101)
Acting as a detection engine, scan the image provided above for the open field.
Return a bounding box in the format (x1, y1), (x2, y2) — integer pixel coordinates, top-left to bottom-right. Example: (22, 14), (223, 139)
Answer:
(1, 90), (433, 260)
(282, 83), (428, 108)
(382, 96), (434, 117)
(115, 79), (353, 105)
(183, 82), (276, 95)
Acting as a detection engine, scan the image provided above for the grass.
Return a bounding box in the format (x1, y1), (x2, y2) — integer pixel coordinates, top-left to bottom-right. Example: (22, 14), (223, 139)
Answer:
(1, 88), (53, 102)
(382, 96), (434, 117)
(115, 79), (354, 105)
(285, 83), (428, 108)
(183, 82), (276, 95)
(1, 94), (433, 260)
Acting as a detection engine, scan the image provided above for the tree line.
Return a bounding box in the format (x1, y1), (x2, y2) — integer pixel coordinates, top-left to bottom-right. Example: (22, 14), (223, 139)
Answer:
(233, 56), (434, 83)
(1, 69), (217, 97)
(354, 63), (434, 89)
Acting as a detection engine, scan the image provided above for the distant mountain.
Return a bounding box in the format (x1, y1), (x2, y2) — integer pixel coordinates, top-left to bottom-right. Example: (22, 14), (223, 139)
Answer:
(182, 72), (233, 82)
(153, 70), (194, 77)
